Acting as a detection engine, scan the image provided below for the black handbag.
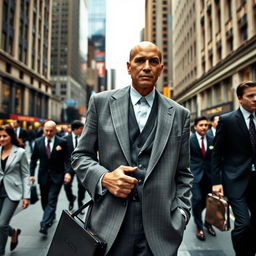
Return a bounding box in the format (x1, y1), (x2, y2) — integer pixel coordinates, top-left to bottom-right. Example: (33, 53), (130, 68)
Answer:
(47, 200), (107, 256)
(30, 184), (39, 204)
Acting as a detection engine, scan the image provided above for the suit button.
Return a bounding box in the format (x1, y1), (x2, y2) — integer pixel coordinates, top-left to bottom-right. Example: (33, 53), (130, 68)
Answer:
(138, 164), (143, 169)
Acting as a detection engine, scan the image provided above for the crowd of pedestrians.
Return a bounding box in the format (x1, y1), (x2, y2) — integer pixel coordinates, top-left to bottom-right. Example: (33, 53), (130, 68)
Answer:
(0, 120), (85, 256)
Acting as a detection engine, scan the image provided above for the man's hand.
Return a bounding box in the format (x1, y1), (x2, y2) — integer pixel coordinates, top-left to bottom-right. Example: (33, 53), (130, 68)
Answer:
(102, 165), (138, 198)
(212, 184), (224, 197)
(64, 173), (72, 183)
(29, 176), (35, 183)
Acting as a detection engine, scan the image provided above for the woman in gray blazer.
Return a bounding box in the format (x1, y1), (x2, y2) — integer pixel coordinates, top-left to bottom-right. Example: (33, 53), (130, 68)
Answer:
(0, 125), (30, 256)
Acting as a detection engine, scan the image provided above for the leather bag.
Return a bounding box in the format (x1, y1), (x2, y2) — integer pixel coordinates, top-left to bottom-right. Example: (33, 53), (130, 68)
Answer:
(205, 193), (231, 231)
(47, 200), (107, 256)
(30, 184), (39, 204)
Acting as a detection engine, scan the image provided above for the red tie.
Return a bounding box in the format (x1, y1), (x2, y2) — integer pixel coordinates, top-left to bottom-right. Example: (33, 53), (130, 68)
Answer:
(46, 139), (51, 158)
(201, 136), (206, 157)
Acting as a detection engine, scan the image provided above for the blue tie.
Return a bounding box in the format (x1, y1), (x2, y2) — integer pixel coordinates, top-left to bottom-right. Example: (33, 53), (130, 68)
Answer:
(137, 97), (149, 132)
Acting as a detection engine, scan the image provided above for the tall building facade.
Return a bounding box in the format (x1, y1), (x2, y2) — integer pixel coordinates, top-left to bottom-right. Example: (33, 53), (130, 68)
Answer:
(172, 0), (256, 121)
(0, 0), (62, 124)
(51, 0), (88, 123)
(144, 0), (173, 97)
(87, 0), (106, 92)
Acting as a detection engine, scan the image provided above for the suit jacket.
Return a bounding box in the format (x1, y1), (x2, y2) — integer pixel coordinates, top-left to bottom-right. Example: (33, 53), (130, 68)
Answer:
(71, 86), (193, 256)
(0, 145), (30, 201)
(206, 128), (214, 137)
(63, 133), (75, 175)
(190, 133), (214, 183)
(17, 127), (29, 142)
(30, 136), (68, 186)
(211, 109), (254, 198)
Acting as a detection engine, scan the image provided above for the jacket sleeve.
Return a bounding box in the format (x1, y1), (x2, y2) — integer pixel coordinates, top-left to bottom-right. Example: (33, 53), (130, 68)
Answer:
(71, 95), (109, 200)
(20, 149), (31, 199)
(30, 139), (40, 176)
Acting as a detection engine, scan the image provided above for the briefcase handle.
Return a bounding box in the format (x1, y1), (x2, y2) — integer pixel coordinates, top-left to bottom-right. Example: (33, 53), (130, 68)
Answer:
(71, 200), (93, 217)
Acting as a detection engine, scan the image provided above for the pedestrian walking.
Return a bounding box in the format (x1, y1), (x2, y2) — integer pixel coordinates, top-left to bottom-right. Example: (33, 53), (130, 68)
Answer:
(0, 125), (30, 256)
(71, 41), (193, 256)
(206, 115), (219, 137)
(190, 116), (216, 241)
(63, 120), (85, 211)
(29, 121), (68, 236)
(211, 81), (256, 256)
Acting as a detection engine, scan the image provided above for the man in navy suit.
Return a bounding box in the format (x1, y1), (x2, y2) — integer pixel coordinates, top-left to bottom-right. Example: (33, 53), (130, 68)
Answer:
(212, 81), (256, 256)
(63, 120), (85, 211)
(30, 121), (68, 235)
(206, 115), (219, 137)
(190, 116), (216, 241)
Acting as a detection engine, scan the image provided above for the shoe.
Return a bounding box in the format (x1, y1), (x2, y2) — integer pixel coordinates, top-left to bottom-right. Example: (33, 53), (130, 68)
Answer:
(68, 195), (76, 211)
(204, 223), (216, 236)
(39, 226), (48, 235)
(10, 228), (21, 251)
(196, 229), (206, 241)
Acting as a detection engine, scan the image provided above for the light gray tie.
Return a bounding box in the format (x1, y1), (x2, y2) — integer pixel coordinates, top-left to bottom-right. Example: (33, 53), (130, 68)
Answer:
(137, 97), (149, 132)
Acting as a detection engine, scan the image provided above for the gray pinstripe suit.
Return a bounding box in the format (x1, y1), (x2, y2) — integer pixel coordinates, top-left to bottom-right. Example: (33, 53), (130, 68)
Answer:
(71, 86), (193, 256)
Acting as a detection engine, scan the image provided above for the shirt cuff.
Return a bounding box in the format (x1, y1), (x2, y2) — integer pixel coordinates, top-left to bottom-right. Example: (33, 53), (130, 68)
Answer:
(96, 174), (107, 196)
(178, 207), (188, 224)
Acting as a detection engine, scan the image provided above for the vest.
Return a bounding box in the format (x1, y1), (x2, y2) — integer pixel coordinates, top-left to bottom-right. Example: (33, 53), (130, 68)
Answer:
(128, 94), (158, 200)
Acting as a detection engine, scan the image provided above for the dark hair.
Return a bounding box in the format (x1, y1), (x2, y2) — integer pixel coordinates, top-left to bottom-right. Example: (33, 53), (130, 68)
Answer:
(236, 81), (256, 97)
(194, 116), (208, 126)
(0, 124), (24, 147)
(71, 120), (84, 131)
(210, 115), (219, 122)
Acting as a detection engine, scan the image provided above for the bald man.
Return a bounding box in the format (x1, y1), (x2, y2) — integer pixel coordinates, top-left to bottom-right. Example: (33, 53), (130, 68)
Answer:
(72, 42), (193, 255)
(30, 121), (68, 235)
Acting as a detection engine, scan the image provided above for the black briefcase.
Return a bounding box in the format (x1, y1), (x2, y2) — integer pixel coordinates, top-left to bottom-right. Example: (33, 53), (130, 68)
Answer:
(47, 200), (107, 256)
(30, 184), (39, 204)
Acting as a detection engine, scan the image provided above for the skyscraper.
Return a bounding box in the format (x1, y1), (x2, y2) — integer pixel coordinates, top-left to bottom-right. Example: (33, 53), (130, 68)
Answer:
(87, 0), (106, 92)
(51, 0), (88, 122)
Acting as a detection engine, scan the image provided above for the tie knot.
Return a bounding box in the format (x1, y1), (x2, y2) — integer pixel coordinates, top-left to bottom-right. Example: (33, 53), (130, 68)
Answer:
(139, 97), (147, 105)
(48, 139), (51, 144)
(249, 114), (254, 120)
(201, 136), (204, 140)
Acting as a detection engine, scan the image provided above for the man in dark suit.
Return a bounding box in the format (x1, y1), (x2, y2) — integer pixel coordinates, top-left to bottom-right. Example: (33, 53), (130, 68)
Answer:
(72, 42), (193, 255)
(190, 116), (216, 241)
(206, 115), (219, 137)
(30, 120), (68, 235)
(12, 120), (28, 144)
(63, 120), (85, 211)
(212, 81), (256, 256)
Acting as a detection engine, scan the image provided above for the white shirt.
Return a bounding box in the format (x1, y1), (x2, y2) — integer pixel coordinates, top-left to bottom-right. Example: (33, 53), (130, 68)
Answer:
(44, 136), (55, 152)
(195, 132), (207, 150)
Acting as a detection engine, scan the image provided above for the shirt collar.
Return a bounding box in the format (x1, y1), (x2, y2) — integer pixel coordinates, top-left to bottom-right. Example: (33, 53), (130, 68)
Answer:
(240, 106), (255, 119)
(195, 132), (204, 140)
(130, 85), (155, 108)
(45, 136), (55, 144)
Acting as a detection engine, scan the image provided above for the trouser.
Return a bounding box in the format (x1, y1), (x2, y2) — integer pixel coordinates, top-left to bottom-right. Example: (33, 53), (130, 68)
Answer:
(229, 172), (256, 256)
(191, 174), (211, 230)
(64, 175), (86, 206)
(107, 199), (153, 256)
(0, 196), (19, 254)
(39, 181), (62, 228)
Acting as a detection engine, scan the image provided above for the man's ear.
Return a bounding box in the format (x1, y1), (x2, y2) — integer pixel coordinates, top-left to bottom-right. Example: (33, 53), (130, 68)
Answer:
(127, 61), (131, 74)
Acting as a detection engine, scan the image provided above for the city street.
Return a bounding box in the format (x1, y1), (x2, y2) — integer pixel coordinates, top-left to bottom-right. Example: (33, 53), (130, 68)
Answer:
(5, 164), (235, 256)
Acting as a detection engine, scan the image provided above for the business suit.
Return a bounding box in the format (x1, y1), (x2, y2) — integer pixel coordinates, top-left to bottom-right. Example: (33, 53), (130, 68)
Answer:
(212, 108), (256, 255)
(0, 145), (30, 255)
(30, 135), (68, 228)
(72, 86), (193, 255)
(190, 133), (213, 230)
(64, 133), (85, 207)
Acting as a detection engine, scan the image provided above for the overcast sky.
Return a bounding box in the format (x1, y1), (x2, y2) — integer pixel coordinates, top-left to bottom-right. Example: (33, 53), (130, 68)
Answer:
(106, 0), (145, 88)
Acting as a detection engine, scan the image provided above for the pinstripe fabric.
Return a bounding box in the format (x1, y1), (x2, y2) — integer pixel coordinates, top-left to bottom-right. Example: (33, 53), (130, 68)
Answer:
(71, 86), (193, 256)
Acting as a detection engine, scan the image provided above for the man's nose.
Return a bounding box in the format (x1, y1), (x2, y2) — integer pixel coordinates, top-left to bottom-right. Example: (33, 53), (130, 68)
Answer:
(143, 60), (151, 70)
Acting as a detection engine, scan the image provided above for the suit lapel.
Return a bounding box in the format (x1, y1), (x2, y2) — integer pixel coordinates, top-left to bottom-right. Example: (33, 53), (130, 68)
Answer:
(5, 145), (18, 173)
(109, 87), (131, 165)
(0, 147), (3, 174)
(235, 109), (250, 139)
(145, 92), (175, 181)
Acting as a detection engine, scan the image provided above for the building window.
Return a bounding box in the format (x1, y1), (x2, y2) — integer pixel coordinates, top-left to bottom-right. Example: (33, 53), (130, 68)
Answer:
(1, 82), (11, 113)
(15, 87), (23, 114)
